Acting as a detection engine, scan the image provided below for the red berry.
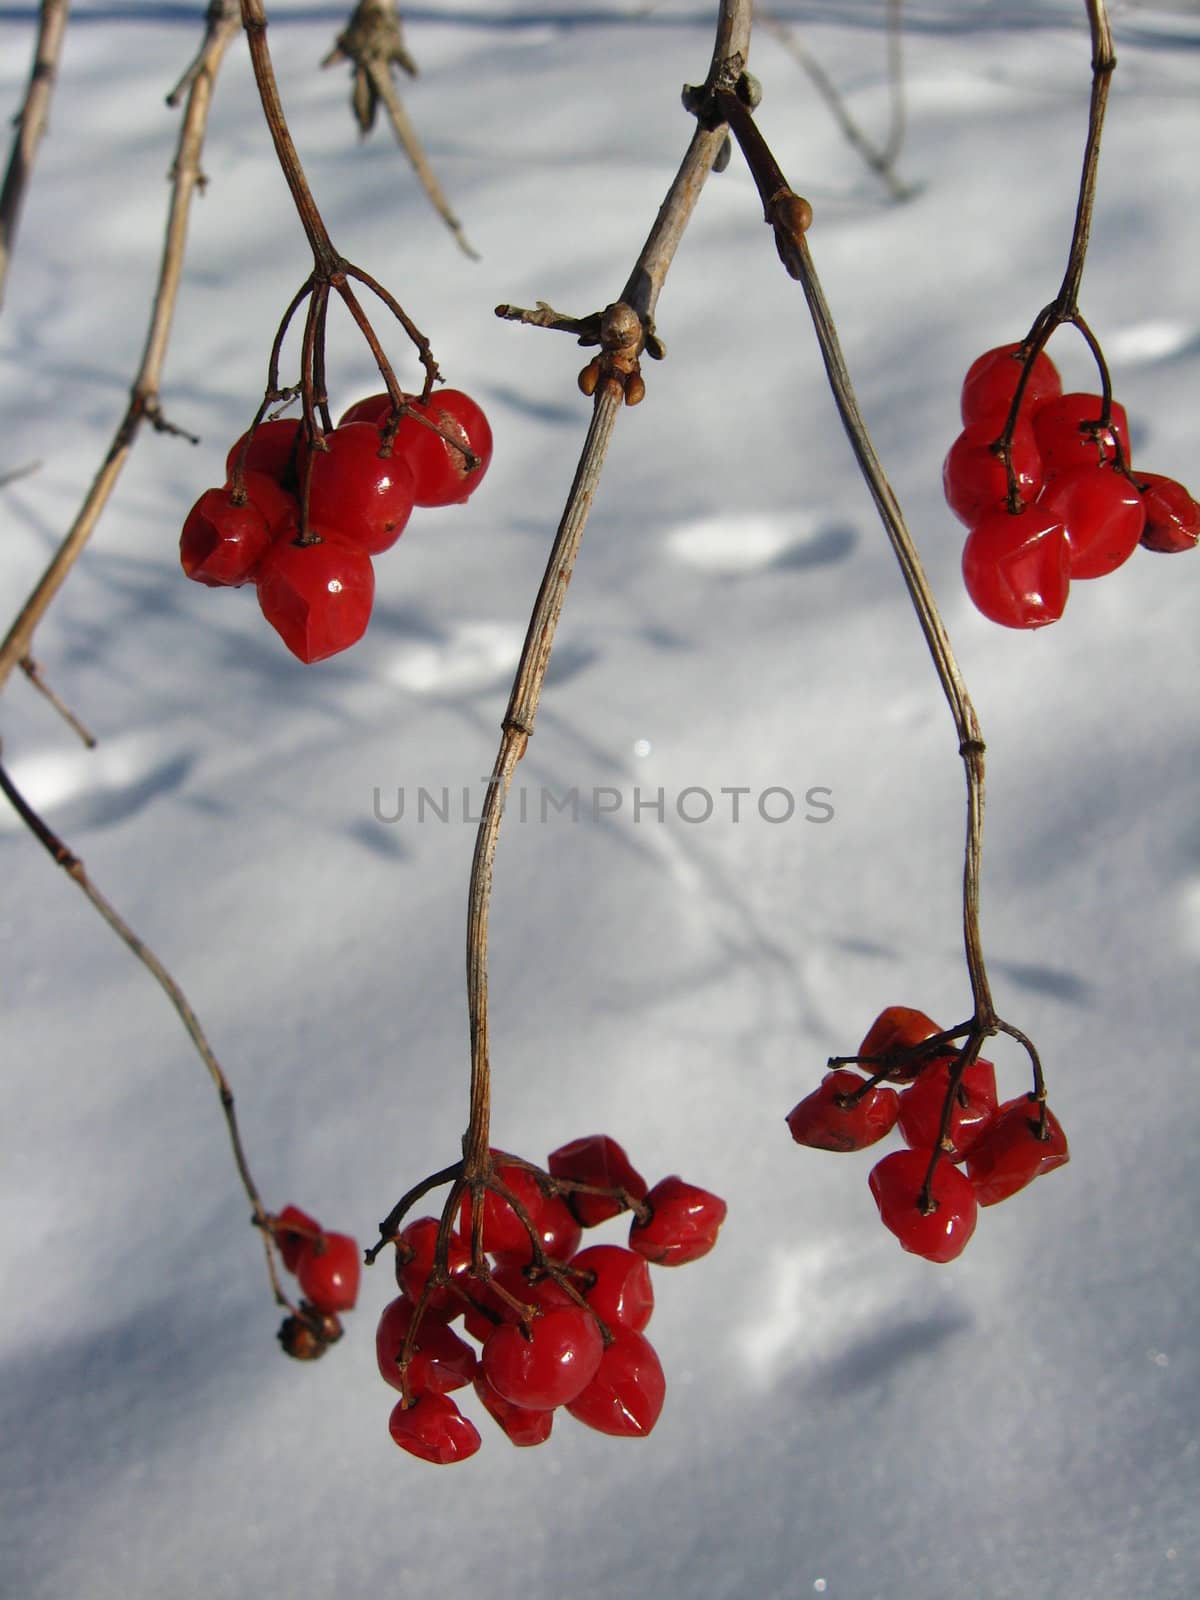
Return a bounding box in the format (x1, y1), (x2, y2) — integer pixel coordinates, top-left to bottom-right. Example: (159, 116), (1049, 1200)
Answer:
(296, 1229), (361, 1313)
(547, 1134), (649, 1227)
(376, 1296), (477, 1395)
(1136, 472), (1200, 553)
(868, 1149), (978, 1263)
(1039, 463), (1145, 578)
(962, 503), (1070, 629)
(337, 392), (393, 429)
(896, 1057), (998, 1160)
(226, 418), (303, 485)
(786, 1068), (900, 1152)
(237, 469), (299, 538)
(256, 535), (375, 663)
(272, 1204), (322, 1275)
(1032, 393), (1130, 474)
(964, 1096), (1069, 1206)
(943, 413), (1042, 527)
(570, 1244), (654, 1333)
(628, 1176), (727, 1267)
(394, 1216), (472, 1316)
(481, 1304), (604, 1410)
(391, 389), (493, 507)
(305, 423), (417, 555)
(566, 1330), (666, 1438)
(857, 1006), (946, 1083)
(459, 1159), (582, 1265)
(180, 486), (272, 588)
(960, 343), (1063, 428)
(388, 1392), (481, 1465)
(473, 1371), (554, 1447)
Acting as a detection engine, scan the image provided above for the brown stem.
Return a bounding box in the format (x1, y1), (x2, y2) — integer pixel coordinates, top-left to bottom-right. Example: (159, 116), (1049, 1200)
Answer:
(459, 0), (754, 1173)
(238, 0), (339, 272)
(0, 747), (289, 1309)
(0, 1), (240, 697)
(0, 0), (71, 312)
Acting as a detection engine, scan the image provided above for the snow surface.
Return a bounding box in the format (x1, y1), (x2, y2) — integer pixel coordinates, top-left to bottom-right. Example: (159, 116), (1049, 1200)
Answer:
(1, 3), (1198, 1597)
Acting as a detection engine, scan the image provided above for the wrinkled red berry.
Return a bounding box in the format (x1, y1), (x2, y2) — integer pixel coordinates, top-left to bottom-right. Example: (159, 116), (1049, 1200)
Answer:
(570, 1244), (654, 1332)
(376, 1296), (477, 1395)
(180, 487), (272, 588)
(857, 1006), (947, 1083)
(943, 413), (1042, 527)
(256, 535), (375, 663)
(1136, 472), (1200, 553)
(394, 1216), (471, 1317)
(547, 1134), (649, 1227)
(473, 1371), (554, 1448)
(868, 1149), (978, 1263)
(962, 503), (1070, 629)
(459, 1158), (582, 1265)
(896, 1057), (998, 1160)
(1033, 393), (1130, 474)
(786, 1068), (900, 1152)
(272, 1204), (322, 1275)
(296, 1229), (361, 1313)
(628, 1176), (727, 1267)
(965, 1097), (1069, 1206)
(566, 1330), (666, 1438)
(1039, 463), (1145, 578)
(388, 1392), (481, 1464)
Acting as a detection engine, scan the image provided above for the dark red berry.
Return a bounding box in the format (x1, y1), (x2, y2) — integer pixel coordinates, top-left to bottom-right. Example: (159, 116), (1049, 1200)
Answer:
(786, 1068), (900, 1152)
(388, 1393), (481, 1464)
(868, 1149), (978, 1263)
(628, 1176), (727, 1267)
(473, 1371), (554, 1448)
(547, 1134), (649, 1227)
(964, 1097), (1069, 1206)
(857, 1006), (947, 1083)
(1136, 473), (1200, 553)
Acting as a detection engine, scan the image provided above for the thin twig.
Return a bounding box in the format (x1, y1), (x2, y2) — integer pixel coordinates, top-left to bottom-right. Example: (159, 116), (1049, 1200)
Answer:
(19, 656), (96, 747)
(759, 0), (914, 201)
(0, 0), (71, 312)
(0, 746), (290, 1310)
(0, 1), (240, 698)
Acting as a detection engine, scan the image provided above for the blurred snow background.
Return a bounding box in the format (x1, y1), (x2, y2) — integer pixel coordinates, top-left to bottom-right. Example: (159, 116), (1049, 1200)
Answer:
(1, 2), (1198, 1596)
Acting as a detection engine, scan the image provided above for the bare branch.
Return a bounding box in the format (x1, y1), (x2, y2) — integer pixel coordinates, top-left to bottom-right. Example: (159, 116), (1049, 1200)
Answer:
(0, 0), (70, 312)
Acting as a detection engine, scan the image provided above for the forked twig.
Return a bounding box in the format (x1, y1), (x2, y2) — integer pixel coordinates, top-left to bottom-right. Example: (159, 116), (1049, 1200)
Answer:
(0, 0), (241, 705)
(0, 0), (71, 311)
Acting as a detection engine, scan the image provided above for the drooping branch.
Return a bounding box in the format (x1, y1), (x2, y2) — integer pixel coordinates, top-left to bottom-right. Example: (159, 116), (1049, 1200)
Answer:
(0, 0), (71, 312)
(0, 0), (241, 704)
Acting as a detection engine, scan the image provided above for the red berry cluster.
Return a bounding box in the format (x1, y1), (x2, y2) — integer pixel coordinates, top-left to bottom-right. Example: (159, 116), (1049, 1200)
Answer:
(787, 1006), (1068, 1263)
(378, 1137), (727, 1464)
(944, 343), (1199, 628)
(270, 1203), (362, 1358)
(180, 389), (493, 662)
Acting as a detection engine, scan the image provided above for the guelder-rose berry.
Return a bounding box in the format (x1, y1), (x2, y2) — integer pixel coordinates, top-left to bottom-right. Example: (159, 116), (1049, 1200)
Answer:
(305, 422), (417, 555)
(857, 1006), (946, 1083)
(547, 1133), (649, 1227)
(570, 1244), (654, 1332)
(473, 1370), (554, 1448)
(868, 1149), (978, 1263)
(961, 503), (1070, 629)
(943, 413), (1042, 527)
(180, 487), (272, 588)
(1136, 473), (1200, 553)
(394, 1216), (472, 1316)
(225, 418), (303, 485)
(1032, 393), (1130, 474)
(481, 1304), (604, 1410)
(376, 1296), (477, 1395)
(296, 1229), (361, 1313)
(391, 388), (493, 507)
(388, 1392), (481, 1464)
(786, 1068), (899, 1152)
(1039, 463), (1145, 579)
(896, 1057), (998, 1160)
(256, 535), (375, 663)
(272, 1203), (322, 1275)
(628, 1176), (727, 1266)
(964, 1097), (1069, 1206)
(566, 1329), (666, 1438)
(459, 1158), (582, 1265)
(960, 343), (1063, 428)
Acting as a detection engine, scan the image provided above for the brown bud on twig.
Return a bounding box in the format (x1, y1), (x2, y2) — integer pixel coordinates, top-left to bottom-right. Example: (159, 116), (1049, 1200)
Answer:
(578, 358), (602, 397)
(624, 371), (647, 407)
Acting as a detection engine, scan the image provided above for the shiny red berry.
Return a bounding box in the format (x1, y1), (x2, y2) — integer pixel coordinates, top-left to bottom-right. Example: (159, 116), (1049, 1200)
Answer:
(459, 1159), (582, 1265)
(256, 535), (375, 663)
(965, 1097), (1069, 1206)
(473, 1371), (554, 1448)
(1039, 463), (1145, 578)
(547, 1134), (649, 1227)
(857, 1006), (946, 1083)
(305, 423), (417, 555)
(226, 418), (303, 485)
(180, 486), (272, 588)
(960, 343), (1063, 428)
(1032, 393), (1130, 474)
(296, 1229), (361, 1313)
(566, 1329), (666, 1438)
(272, 1204), (322, 1275)
(376, 1296), (477, 1395)
(481, 1304), (604, 1410)
(896, 1057), (998, 1160)
(388, 1392), (481, 1464)
(943, 413), (1042, 527)
(392, 389), (493, 507)
(1136, 472), (1200, 553)
(394, 1217), (471, 1316)
(868, 1149), (978, 1263)
(962, 503), (1070, 629)
(786, 1068), (900, 1152)
(570, 1244), (654, 1332)
(236, 469), (299, 538)
(629, 1176), (727, 1267)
